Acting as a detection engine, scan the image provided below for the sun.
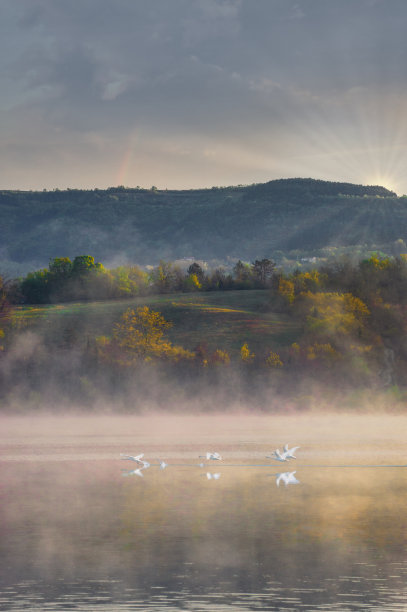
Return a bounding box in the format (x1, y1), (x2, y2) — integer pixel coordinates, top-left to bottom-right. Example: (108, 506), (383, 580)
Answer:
(364, 173), (398, 195)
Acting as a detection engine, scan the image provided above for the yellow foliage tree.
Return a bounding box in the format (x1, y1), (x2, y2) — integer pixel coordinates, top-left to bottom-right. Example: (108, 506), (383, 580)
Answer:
(306, 342), (339, 362)
(212, 349), (230, 365)
(184, 273), (202, 291)
(343, 293), (370, 319)
(362, 255), (391, 270)
(294, 269), (324, 293)
(278, 278), (295, 304)
(112, 306), (194, 363)
(265, 350), (283, 367)
(240, 342), (255, 362)
(302, 291), (369, 337)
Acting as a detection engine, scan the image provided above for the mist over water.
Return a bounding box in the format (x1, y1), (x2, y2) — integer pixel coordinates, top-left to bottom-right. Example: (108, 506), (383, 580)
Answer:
(2, 413), (407, 611)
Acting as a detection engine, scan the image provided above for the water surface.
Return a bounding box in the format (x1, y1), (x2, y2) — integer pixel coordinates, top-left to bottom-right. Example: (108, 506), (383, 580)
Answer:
(1, 413), (407, 611)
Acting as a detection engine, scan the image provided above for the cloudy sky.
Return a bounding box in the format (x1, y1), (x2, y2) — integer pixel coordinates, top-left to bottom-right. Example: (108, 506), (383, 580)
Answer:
(1, 0), (407, 193)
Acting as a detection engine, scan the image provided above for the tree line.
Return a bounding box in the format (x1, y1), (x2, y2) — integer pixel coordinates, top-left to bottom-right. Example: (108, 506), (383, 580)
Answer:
(7, 256), (276, 304)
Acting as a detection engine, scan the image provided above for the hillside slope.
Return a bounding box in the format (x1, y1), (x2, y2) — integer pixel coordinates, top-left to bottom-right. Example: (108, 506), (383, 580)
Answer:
(1, 178), (404, 274)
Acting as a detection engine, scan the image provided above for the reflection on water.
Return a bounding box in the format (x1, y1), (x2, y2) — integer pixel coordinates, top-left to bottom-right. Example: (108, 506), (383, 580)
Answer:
(275, 470), (300, 487)
(204, 471), (221, 480)
(1, 414), (407, 611)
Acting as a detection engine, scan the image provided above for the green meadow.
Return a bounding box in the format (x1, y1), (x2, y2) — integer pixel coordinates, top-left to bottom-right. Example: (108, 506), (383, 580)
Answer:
(13, 290), (300, 356)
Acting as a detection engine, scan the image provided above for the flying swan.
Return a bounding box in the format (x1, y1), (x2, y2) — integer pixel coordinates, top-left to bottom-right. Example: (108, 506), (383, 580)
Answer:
(199, 452), (222, 461)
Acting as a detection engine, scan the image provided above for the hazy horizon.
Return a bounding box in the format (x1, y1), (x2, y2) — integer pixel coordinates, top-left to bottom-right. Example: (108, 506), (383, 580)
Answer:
(0, 175), (399, 195)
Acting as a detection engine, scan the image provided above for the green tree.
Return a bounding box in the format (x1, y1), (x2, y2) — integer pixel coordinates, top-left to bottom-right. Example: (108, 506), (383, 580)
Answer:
(20, 269), (50, 303)
(48, 257), (73, 300)
(110, 265), (149, 297)
(0, 275), (11, 350)
(251, 259), (276, 286)
(72, 255), (103, 276)
(233, 260), (254, 286)
(49, 257), (73, 279)
(69, 255), (113, 300)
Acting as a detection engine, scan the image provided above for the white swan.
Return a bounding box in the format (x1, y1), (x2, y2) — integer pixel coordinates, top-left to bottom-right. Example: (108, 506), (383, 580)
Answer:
(199, 452), (222, 461)
(276, 471), (300, 487)
(266, 449), (290, 462)
(120, 453), (145, 464)
(283, 444), (300, 459)
(159, 460), (168, 469)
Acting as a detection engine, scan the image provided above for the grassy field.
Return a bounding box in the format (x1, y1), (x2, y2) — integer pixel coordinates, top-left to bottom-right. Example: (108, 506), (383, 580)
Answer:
(12, 290), (301, 356)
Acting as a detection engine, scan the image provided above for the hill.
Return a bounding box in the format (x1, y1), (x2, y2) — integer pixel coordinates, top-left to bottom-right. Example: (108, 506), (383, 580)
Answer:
(13, 290), (299, 355)
(1, 178), (403, 275)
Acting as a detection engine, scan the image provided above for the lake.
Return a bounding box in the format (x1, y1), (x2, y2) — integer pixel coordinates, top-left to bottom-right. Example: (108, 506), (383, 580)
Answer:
(1, 413), (407, 611)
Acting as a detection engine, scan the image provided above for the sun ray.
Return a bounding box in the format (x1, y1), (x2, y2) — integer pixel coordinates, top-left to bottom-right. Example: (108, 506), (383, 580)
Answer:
(279, 88), (407, 195)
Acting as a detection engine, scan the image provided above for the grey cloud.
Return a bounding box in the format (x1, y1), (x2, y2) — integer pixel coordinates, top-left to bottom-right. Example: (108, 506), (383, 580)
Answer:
(1, 0), (407, 191)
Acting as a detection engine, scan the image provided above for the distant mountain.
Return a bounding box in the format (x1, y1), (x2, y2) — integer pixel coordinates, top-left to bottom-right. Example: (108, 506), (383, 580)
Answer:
(1, 178), (404, 274)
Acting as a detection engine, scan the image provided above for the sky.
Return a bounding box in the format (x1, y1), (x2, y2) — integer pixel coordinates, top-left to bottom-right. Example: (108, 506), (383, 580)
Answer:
(1, 0), (407, 194)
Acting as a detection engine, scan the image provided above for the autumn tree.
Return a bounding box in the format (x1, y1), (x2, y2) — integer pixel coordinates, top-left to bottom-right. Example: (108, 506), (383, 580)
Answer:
(265, 350), (283, 367)
(112, 306), (194, 363)
(211, 349), (230, 365)
(150, 261), (184, 293)
(184, 273), (202, 291)
(240, 342), (255, 362)
(277, 278), (295, 305)
(298, 291), (370, 338)
(187, 262), (206, 284)
(292, 269), (324, 294)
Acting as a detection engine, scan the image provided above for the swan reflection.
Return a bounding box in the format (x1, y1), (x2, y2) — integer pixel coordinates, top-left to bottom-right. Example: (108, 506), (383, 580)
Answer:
(276, 471), (300, 487)
(205, 472), (221, 480)
(122, 468), (145, 478)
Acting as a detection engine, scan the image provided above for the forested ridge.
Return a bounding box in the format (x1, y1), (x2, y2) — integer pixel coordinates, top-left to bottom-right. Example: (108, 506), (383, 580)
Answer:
(1, 178), (403, 275)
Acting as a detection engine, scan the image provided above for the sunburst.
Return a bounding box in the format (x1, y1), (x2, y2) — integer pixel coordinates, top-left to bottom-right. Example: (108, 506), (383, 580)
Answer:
(277, 87), (407, 196)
